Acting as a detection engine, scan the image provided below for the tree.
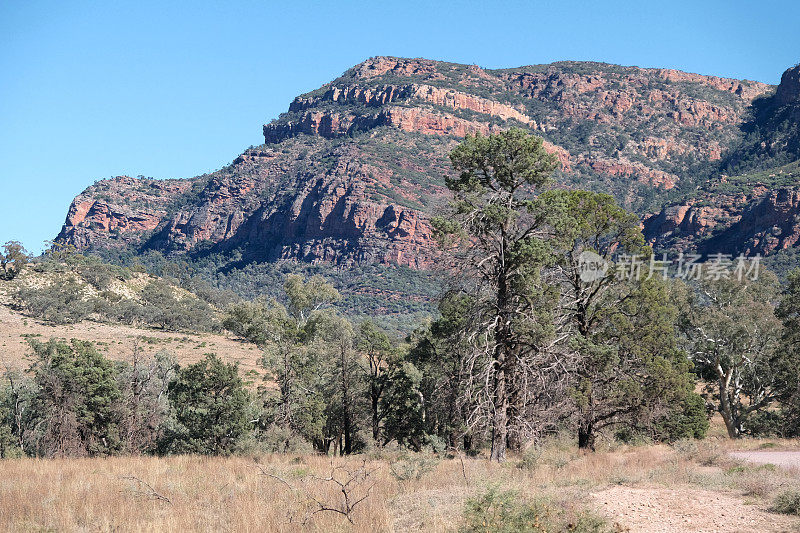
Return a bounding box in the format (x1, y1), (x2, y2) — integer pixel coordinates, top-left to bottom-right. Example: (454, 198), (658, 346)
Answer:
(0, 385), (23, 458)
(568, 275), (701, 449)
(165, 353), (250, 455)
(0, 241), (28, 281)
(223, 298), (283, 347)
(284, 274), (340, 322)
(433, 128), (558, 462)
(0, 359), (33, 456)
(140, 279), (216, 331)
(405, 292), (476, 451)
(313, 313), (366, 455)
(382, 360), (427, 451)
(249, 275), (343, 452)
(357, 320), (394, 443)
(117, 343), (176, 454)
(16, 278), (94, 325)
(680, 268), (784, 438)
(27, 339), (123, 457)
(542, 190), (697, 449)
(773, 269), (800, 434)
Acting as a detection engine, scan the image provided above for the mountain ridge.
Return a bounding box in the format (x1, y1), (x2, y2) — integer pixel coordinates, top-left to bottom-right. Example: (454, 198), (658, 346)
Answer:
(57, 56), (779, 272)
(643, 63), (800, 259)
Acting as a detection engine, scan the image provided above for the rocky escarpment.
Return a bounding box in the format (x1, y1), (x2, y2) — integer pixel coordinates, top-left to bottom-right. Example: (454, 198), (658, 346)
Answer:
(645, 64), (800, 257)
(777, 64), (800, 105)
(700, 188), (800, 255)
(59, 177), (194, 250)
(264, 57), (771, 200)
(58, 132), (449, 268)
(58, 56), (786, 269)
(643, 167), (800, 256)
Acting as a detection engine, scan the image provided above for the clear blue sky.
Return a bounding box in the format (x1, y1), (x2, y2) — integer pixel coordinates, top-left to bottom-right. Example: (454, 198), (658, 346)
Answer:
(2, 0), (798, 253)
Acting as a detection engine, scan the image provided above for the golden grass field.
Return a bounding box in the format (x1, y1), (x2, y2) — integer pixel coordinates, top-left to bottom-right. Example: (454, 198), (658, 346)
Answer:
(1, 435), (800, 532)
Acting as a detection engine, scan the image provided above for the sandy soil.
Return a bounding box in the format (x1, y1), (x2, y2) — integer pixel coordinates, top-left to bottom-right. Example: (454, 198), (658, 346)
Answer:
(731, 451), (800, 473)
(592, 486), (799, 532)
(0, 304), (263, 376)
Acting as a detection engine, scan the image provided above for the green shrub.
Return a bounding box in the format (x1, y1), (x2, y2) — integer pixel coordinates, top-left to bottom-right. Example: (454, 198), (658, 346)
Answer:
(460, 486), (608, 533)
(27, 339), (123, 457)
(389, 453), (440, 481)
(161, 354), (251, 455)
(743, 410), (783, 437)
(516, 446), (543, 471)
(0, 241), (29, 281)
(772, 490), (800, 515)
(16, 279), (94, 324)
(652, 391), (709, 442)
(140, 280), (217, 332)
(0, 386), (23, 459)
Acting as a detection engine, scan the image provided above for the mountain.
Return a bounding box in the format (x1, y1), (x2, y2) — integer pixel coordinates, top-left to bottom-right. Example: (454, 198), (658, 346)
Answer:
(52, 57), (800, 321)
(57, 56), (772, 268)
(643, 64), (800, 262)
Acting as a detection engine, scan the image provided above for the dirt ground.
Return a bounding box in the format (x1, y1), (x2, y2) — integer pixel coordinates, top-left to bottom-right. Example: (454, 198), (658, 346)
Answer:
(592, 486), (799, 532)
(0, 304), (263, 376)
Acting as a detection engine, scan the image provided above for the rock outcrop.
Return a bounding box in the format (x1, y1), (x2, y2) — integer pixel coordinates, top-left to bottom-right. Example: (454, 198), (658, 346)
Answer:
(645, 63), (800, 257)
(59, 56), (800, 269)
(777, 64), (800, 106)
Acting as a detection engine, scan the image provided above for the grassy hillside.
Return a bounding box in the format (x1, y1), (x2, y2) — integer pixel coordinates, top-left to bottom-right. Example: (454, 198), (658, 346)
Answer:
(0, 257), (264, 375)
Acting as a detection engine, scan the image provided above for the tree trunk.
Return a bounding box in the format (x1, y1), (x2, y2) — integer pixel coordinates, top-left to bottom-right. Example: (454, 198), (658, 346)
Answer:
(578, 422), (596, 451)
(341, 344), (352, 455)
(490, 245), (512, 463)
(718, 372), (741, 438)
(490, 349), (508, 462)
(371, 391), (380, 442)
(506, 369), (522, 452)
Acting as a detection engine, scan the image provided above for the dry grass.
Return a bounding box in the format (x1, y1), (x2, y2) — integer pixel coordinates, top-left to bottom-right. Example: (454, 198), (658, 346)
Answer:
(0, 435), (799, 532)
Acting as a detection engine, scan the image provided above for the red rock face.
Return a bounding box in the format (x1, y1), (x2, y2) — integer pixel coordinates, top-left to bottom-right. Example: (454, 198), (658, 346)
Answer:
(58, 57), (795, 268)
(644, 63), (800, 258)
(777, 65), (800, 106)
(58, 177), (193, 250)
(724, 188), (800, 254)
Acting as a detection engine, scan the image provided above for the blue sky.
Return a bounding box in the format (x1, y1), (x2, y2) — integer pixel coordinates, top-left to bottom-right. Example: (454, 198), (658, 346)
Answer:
(2, 0), (799, 253)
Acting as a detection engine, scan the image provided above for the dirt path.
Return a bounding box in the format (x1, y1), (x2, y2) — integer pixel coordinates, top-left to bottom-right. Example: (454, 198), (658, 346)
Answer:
(591, 486), (798, 532)
(731, 451), (800, 473)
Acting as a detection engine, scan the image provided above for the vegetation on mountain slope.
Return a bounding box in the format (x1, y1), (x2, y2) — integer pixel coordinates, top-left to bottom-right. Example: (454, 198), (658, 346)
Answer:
(55, 57), (777, 283)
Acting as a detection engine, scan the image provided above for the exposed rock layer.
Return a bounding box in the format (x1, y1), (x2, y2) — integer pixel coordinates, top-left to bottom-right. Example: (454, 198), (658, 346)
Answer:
(58, 57), (800, 267)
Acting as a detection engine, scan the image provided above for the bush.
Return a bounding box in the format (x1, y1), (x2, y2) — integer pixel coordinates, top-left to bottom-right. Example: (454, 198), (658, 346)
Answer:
(652, 391), (709, 442)
(389, 453), (440, 481)
(0, 387), (23, 459)
(162, 354), (251, 455)
(27, 339), (123, 457)
(0, 241), (28, 281)
(16, 279), (94, 324)
(222, 299), (279, 346)
(772, 490), (800, 515)
(140, 280), (218, 332)
(247, 423), (314, 455)
(743, 410), (783, 437)
(460, 486), (608, 533)
(516, 446), (543, 471)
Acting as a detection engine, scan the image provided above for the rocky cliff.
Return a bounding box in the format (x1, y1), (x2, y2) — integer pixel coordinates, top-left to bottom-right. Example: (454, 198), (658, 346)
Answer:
(58, 56), (784, 270)
(644, 64), (800, 259)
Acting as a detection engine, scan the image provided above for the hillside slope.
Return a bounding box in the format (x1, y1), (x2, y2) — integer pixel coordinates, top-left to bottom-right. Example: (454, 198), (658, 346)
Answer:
(57, 56), (772, 268)
(644, 64), (800, 260)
